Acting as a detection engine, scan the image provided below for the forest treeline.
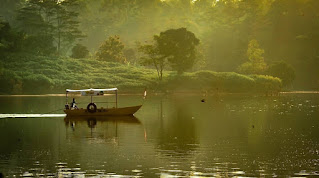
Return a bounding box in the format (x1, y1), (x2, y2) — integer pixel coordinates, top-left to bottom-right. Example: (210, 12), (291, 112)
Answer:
(0, 0), (318, 94)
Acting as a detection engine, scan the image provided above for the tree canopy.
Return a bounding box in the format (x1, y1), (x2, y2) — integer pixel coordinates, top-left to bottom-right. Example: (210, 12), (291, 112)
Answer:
(96, 35), (126, 63)
(15, 0), (83, 55)
(155, 28), (200, 74)
(238, 39), (268, 75)
(138, 42), (165, 80)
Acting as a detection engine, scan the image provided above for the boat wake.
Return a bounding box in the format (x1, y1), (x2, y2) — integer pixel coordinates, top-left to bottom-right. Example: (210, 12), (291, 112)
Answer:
(0, 114), (66, 118)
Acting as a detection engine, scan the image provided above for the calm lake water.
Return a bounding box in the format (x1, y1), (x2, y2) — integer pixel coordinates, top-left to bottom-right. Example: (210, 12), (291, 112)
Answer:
(0, 94), (318, 177)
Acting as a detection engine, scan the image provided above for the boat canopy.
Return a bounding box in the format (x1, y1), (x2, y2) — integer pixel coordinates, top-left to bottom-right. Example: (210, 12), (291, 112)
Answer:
(66, 88), (118, 96)
(66, 88), (118, 93)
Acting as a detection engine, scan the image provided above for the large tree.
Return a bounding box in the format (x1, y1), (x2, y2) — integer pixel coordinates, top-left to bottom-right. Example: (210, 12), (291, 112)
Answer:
(139, 28), (200, 77)
(138, 43), (166, 80)
(16, 1), (56, 55)
(55, 0), (83, 55)
(0, 0), (22, 23)
(155, 28), (200, 74)
(237, 39), (267, 75)
(16, 0), (83, 56)
(0, 19), (22, 55)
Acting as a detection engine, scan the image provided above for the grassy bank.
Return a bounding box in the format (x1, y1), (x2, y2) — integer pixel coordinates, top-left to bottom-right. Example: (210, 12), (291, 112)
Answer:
(161, 71), (281, 94)
(0, 54), (282, 94)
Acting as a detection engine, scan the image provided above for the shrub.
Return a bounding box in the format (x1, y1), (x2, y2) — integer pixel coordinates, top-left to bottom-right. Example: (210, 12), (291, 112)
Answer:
(267, 61), (295, 87)
(219, 72), (255, 92)
(71, 44), (89, 59)
(193, 70), (221, 90)
(251, 75), (282, 93)
(22, 74), (53, 94)
(0, 70), (22, 94)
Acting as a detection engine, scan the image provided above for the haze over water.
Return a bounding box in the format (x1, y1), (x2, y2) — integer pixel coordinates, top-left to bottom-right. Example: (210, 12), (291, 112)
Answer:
(0, 94), (318, 177)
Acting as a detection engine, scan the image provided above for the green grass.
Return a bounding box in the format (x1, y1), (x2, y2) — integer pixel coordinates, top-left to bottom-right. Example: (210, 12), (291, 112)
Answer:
(0, 54), (282, 94)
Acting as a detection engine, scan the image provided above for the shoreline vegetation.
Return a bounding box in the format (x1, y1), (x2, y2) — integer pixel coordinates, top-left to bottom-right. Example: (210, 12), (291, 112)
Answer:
(1, 0), (319, 96)
(0, 54), (284, 95)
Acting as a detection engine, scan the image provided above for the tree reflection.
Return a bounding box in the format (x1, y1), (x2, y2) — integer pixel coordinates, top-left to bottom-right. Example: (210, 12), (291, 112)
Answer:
(156, 97), (199, 157)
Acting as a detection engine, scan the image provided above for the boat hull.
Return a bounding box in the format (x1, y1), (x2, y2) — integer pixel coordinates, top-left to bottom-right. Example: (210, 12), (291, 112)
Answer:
(64, 105), (142, 116)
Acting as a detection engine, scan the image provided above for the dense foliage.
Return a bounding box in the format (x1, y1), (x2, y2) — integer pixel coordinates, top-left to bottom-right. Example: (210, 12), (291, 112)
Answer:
(0, 54), (281, 94)
(0, 20), (22, 55)
(15, 0), (83, 55)
(0, 54), (156, 94)
(162, 70), (281, 93)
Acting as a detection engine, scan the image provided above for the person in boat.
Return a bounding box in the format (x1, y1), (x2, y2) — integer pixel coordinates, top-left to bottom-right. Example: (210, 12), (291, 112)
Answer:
(71, 98), (78, 109)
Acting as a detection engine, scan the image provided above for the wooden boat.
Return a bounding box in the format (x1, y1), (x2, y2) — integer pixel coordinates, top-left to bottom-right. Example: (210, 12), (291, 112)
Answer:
(64, 105), (142, 116)
(64, 88), (143, 116)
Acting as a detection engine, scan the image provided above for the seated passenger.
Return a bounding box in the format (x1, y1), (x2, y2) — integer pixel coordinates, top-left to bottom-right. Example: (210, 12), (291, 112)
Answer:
(71, 98), (78, 109)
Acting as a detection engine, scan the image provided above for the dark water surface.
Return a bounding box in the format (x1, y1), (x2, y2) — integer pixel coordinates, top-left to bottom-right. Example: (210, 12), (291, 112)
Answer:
(0, 94), (318, 177)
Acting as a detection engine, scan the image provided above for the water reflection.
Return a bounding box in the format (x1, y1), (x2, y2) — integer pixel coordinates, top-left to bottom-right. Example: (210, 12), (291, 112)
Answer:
(64, 115), (142, 145)
(156, 97), (199, 158)
(64, 115), (141, 129)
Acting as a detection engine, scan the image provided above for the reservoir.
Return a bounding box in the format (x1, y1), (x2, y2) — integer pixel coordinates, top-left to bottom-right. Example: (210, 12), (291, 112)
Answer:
(0, 94), (318, 177)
